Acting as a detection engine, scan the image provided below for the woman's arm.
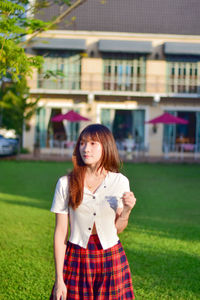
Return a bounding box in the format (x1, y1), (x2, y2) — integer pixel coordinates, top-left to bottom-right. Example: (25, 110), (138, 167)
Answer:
(115, 191), (136, 234)
(53, 213), (68, 300)
(115, 210), (130, 234)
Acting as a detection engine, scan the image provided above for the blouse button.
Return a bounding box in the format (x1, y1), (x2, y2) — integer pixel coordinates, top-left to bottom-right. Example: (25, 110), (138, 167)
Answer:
(93, 196), (96, 199)
(104, 186), (106, 188)
(88, 227), (91, 230)
(93, 212), (96, 216)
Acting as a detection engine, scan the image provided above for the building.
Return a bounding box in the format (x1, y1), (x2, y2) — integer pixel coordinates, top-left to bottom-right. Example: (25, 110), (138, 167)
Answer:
(24, 0), (200, 157)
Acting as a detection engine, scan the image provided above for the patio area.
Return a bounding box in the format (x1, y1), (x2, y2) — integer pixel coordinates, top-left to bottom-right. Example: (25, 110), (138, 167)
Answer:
(16, 148), (200, 163)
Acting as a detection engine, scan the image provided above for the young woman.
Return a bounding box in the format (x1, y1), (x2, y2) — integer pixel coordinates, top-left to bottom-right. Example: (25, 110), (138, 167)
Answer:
(50, 124), (136, 300)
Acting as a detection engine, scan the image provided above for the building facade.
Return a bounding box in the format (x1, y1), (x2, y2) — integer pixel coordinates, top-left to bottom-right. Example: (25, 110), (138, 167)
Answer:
(24, 0), (200, 157)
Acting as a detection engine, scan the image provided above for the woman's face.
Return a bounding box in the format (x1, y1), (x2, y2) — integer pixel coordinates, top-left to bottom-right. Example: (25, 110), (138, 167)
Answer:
(79, 138), (103, 167)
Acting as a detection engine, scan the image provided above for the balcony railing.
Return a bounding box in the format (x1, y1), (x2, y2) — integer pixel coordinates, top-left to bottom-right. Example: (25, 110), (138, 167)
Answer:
(38, 75), (81, 90)
(167, 77), (200, 94)
(29, 73), (200, 95)
(103, 75), (146, 92)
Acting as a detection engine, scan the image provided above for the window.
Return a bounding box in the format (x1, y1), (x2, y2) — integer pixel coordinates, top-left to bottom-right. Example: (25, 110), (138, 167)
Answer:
(38, 51), (81, 90)
(100, 108), (145, 147)
(167, 61), (200, 93)
(103, 54), (146, 92)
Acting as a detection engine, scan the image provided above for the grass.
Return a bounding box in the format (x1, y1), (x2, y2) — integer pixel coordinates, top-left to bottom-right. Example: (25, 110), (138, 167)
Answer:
(0, 161), (200, 300)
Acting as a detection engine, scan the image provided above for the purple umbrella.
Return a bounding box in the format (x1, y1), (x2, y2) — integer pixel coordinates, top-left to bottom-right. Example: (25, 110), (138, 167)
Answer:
(146, 112), (189, 124)
(51, 110), (90, 122)
(51, 113), (64, 122)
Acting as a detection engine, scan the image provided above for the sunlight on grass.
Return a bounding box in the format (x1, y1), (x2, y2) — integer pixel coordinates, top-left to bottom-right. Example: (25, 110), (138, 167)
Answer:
(0, 161), (200, 299)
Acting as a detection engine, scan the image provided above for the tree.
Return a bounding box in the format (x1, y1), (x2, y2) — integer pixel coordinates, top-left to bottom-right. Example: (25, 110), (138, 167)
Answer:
(0, 0), (44, 82)
(0, 0), (88, 147)
(0, 77), (39, 136)
(0, 0), (87, 81)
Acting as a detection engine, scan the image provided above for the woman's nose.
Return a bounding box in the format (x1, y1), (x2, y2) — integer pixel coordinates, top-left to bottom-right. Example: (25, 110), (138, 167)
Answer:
(83, 143), (90, 151)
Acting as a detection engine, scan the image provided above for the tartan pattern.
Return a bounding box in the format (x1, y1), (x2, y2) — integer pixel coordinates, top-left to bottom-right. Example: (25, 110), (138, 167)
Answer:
(50, 234), (134, 299)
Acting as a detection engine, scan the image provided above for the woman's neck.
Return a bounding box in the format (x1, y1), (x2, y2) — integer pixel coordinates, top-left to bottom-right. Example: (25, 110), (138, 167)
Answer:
(85, 167), (108, 193)
(85, 166), (107, 177)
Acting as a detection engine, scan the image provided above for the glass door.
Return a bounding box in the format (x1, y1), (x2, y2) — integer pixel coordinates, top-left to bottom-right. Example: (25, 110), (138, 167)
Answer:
(163, 111), (177, 151)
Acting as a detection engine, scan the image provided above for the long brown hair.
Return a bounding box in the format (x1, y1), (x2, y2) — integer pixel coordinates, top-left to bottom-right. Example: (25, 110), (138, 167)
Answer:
(68, 124), (121, 209)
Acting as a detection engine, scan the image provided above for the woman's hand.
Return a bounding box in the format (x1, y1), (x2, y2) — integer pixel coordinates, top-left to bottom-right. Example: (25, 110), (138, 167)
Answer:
(53, 280), (67, 300)
(122, 191), (136, 215)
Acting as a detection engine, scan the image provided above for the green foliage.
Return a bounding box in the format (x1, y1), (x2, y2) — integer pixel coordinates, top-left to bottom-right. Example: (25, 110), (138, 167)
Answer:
(0, 37), (43, 81)
(34, 0), (72, 11)
(0, 0), (48, 80)
(23, 18), (52, 34)
(0, 0), (82, 81)
(0, 0), (25, 14)
(55, 0), (72, 5)
(43, 69), (65, 79)
(0, 0), (76, 141)
(20, 147), (30, 154)
(0, 78), (39, 135)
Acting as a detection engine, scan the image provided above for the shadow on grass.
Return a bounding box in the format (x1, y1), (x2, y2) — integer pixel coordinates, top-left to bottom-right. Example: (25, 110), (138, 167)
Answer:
(1, 191), (200, 244)
(128, 216), (200, 243)
(0, 160), (72, 205)
(124, 245), (200, 299)
(0, 193), (50, 210)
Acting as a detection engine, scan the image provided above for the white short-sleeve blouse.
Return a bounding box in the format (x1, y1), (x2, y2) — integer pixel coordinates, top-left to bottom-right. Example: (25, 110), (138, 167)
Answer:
(51, 171), (130, 249)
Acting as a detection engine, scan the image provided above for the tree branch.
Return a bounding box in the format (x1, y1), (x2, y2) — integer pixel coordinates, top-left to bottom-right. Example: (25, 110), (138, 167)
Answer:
(20, 0), (88, 47)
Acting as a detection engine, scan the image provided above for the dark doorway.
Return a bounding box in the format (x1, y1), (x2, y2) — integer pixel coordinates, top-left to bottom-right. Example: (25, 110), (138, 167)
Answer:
(177, 111), (196, 143)
(112, 110), (133, 140)
(47, 109), (66, 147)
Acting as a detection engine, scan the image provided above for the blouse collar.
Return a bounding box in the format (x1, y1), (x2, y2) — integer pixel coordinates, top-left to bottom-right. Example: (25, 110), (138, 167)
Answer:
(84, 171), (110, 195)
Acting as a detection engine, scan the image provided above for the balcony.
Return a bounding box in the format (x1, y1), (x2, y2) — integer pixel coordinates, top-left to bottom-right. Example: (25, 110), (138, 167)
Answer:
(167, 77), (200, 94)
(37, 74), (81, 90)
(103, 75), (146, 92)
(29, 73), (200, 98)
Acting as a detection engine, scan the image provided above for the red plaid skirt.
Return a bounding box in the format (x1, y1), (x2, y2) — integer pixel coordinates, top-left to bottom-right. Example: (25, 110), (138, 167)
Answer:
(50, 234), (134, 299)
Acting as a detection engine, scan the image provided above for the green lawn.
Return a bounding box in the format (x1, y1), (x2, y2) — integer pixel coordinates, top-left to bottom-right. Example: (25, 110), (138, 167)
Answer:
(0, 161), (199, 300)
